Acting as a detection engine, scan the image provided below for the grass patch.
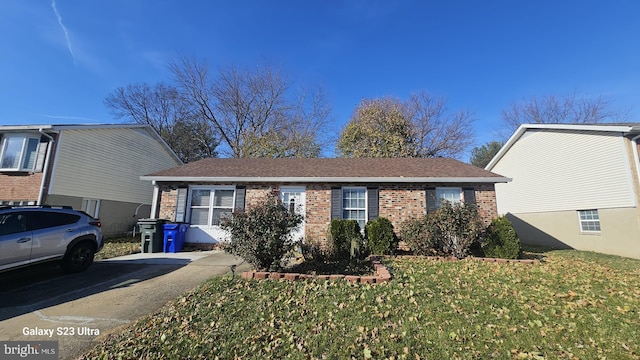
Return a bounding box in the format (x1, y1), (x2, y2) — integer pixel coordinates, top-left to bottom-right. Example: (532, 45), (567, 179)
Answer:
(81, 250), (640, 359)
(95, 236), (141, 260)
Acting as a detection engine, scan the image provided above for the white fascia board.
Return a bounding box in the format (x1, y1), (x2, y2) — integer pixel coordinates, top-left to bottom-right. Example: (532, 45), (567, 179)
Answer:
(485, 123), (636, 171)
(0, 125), (54, 131)
(140, 176), (511, 183)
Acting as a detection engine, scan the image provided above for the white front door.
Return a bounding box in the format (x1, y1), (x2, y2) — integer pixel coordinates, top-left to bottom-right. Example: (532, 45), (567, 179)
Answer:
(280, 187), (306, 241)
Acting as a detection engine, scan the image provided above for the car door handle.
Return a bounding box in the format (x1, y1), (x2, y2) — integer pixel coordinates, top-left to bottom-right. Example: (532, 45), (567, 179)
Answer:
(17, 237), (31, 243)
(66, 228), (75, 232)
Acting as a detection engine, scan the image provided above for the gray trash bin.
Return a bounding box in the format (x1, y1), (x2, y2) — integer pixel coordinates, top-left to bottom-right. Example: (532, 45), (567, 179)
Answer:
(138, 218), (168, 253)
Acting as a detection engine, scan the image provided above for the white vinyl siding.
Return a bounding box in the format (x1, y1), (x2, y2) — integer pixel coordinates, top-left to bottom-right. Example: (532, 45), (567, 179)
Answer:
(48, 128), (180, 204)
(491, 130), (635, 214)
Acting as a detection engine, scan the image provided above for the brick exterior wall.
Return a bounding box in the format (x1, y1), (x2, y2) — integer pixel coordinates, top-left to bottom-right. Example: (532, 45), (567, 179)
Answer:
(0, 172), (44, 203)
(155, 182), (499, 245)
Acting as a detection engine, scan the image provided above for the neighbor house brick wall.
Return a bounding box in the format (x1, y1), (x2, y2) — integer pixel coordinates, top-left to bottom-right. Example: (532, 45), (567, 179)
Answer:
(0, 172), (43, 202)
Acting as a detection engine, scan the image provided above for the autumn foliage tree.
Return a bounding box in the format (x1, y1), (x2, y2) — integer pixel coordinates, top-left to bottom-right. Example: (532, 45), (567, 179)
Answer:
(337, 92), (475, 159)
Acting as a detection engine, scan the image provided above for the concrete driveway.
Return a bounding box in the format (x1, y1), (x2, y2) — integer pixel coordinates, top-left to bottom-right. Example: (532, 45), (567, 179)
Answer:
(0, 251), (249, 360)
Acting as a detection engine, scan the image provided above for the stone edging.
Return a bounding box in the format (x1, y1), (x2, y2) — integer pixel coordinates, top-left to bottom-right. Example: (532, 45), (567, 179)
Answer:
(241, 255), (392, 284)
(240, 255), (538, 284)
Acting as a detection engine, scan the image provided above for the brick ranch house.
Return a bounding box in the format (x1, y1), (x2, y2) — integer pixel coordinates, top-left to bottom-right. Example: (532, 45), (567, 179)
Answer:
(141, 158), (510, 247)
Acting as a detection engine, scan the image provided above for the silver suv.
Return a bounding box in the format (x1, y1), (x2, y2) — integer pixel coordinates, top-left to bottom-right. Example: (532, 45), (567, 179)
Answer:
(0, 206), (103, 273)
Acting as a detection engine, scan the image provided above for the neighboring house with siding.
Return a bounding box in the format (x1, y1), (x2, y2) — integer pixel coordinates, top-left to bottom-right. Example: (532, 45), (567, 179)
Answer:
(486, 123), (640, 259)
(0, 124), (182, 236)
(141, 158), (509, 247)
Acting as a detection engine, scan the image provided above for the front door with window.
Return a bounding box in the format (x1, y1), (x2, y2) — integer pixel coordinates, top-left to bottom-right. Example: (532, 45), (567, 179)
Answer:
(280, 187), (306, 241)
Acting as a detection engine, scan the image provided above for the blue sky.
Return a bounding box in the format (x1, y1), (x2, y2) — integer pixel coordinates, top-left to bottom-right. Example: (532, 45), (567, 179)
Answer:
(1, 0), (639, 156)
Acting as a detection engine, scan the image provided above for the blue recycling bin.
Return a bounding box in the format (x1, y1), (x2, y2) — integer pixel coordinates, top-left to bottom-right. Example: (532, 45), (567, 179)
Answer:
(163, 223), (189, 253)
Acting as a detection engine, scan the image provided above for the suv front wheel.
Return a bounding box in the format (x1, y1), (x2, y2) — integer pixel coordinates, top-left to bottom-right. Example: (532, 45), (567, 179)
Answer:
(62, 242), (95, 273)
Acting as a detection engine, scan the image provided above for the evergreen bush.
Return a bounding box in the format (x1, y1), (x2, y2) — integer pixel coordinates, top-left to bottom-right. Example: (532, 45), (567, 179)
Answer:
(482, 216), (521, 259)
(327, 219), (364, 260)
(365, 217), (398, 255)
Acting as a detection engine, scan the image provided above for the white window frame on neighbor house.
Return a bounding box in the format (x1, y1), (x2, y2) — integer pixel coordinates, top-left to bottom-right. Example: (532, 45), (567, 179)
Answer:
(187, 186), (236, 227)
(436, 187), (462, 207)
(82, 199), (101, 218)
(578, 209), (601, 233)
(0, 134), (40, 171)
(342, 187), (367, 230)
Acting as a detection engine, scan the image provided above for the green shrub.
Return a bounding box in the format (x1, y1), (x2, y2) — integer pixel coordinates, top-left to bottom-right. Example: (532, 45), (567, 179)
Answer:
(399, 217), (438, 256)
(365, 217), (398, 255)
(221, 195), (303, 271)
(430, 202), (484, 258)
(327, 219), (365, 260)
(483, 216), (521, 259)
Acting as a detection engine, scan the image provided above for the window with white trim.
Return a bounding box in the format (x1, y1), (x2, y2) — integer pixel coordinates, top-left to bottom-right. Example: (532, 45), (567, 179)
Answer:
(342, 187), (367, 229)
(189, 187), (235, 226)
(578, 209), (601, 232)
(435, 187), (462, 207)
(0, 134), (41, 171)
(83, 199), (101, 218)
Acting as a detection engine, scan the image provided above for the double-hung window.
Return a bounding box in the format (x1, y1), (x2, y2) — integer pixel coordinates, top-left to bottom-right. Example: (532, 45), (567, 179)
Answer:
(0, 134), (40, 171)
(578, 209), (601, 232)
(189, 187), (235, 226)
(435, 187), (462, 207)
(342, 187), (367, 229)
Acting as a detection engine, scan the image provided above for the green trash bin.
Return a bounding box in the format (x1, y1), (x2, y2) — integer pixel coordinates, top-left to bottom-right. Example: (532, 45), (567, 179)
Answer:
(138, 218), (168, 253)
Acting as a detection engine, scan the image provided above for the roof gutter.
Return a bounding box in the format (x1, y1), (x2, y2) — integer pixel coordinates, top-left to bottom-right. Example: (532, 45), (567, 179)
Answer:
(140, 176), (512, 183)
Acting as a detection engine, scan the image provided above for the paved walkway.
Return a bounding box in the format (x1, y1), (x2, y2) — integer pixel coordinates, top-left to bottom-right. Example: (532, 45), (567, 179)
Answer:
(0, 251), (250, 360)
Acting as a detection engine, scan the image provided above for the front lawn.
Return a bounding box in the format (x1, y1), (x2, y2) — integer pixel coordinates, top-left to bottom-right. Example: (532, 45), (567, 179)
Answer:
(81, 250), (640, 359)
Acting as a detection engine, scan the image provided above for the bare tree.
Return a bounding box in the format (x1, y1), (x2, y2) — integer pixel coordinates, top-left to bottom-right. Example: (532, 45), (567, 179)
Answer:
(502, 92), (628, 134)
(405, 91), (476, 158)
(337, 92), (475, 159)
(169, 57), (331, 158)
(104, 82), (218, 163)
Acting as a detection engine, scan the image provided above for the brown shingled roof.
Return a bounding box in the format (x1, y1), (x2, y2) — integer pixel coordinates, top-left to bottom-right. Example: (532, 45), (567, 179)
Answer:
(144, 158), (507, 181)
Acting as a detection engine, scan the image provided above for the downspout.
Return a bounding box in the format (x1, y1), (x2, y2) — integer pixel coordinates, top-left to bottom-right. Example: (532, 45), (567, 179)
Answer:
(37, 129), (55, 205)
(632, 135), (640, 191)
